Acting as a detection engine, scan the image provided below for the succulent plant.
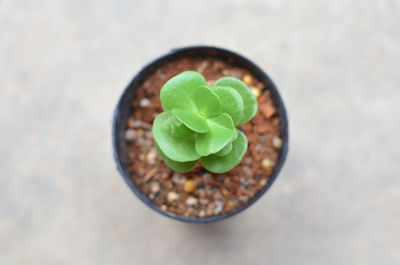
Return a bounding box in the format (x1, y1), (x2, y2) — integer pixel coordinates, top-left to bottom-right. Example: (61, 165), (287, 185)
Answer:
(152, 71), (258, 173)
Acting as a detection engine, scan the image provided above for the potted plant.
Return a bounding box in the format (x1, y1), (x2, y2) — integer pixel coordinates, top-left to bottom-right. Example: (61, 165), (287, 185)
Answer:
(113, 46), (288, 222)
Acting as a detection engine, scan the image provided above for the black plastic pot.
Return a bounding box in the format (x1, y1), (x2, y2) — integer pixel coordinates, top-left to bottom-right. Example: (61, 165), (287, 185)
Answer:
(112, 46), (289, 223)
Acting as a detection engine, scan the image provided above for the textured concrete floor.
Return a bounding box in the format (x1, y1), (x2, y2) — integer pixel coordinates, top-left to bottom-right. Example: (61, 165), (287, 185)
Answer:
(1, 0), (399, 264)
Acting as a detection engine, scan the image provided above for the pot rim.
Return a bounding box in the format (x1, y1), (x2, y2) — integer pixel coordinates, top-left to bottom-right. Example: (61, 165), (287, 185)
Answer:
(112, 45), (289, 223)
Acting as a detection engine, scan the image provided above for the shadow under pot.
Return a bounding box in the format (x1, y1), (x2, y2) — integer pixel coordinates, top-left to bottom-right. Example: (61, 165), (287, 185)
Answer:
(112, 46), (289, 223)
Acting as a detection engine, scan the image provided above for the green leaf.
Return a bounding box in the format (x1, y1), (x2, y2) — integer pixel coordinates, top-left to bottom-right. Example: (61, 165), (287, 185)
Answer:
(212, 86), (244, 125)
(215, 142), (232, 157)
(170, 120), (193, 138)
(202, 130), (248, 173)
(155, 142), (198, 172)
(232, 129), (238, 141)
(171, 108), (209, 133)
(194, 85), (222, 118)
(214, 77), (258, 124)
(195, 113), (235, 156)
(160, 71), (207, 111)
(153, 111), (201, 162)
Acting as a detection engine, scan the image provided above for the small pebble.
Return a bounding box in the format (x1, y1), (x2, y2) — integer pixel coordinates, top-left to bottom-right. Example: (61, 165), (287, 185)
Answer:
(242, 74), (253, 86)
(148, 193), (155, 200)
(255, 144), (263, 152)
(145, 139), (152, 147)
(244, 157), (253, 165)
(243, 166), (252, 177)
(232, 70), (241, 78)
(239, 195), (249, 203)
(144, 80), (151, 88)
(132, 120), (151, 130)
(222, 189), (230, 197)
(206, 80), (216, 86)
(134, 120), (142, 128)
(124, 129), (137, 142)
(139, 98), (151, 107)
(172, 175), (185, 185)
(261, 158), (274, 169)
(213, 191), (223, 200)
(185, 197), (198, 206)
(167, 191), (179, 202)
(202, 173), (212, 181)
(272, 136), (283, 149)
(136, 129), (144, 138)
(147, 148), (157, 165)
(151, 183), (160, 193)
(198, 210), (206, 217)
(240, 177), (250, 186)
(222, 69), (230, 75)
(260, 179), (267, 186)
(226, 200), (235, 211)
(251, 87), (260, 99)
(137, 138), (146, 145)
(206, 208), (214, 216)
(197, 61), (209, 73)
(145, 131), (152, 139)
(214, 200), (224, 215)
(196, 188), (206, 198)
(199, 198), (209, 205)
(184, 179), (197, 193)
(160, 205), (167, 211)
(259, 134), (268, 143)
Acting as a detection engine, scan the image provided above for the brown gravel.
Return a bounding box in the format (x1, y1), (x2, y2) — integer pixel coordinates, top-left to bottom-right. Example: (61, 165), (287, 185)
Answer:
(125, 57), (282, 218)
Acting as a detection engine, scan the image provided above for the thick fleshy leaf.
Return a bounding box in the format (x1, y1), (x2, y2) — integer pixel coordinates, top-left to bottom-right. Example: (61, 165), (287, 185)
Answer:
(201, 130), (248, 173)
(212, 86), (244, 125)
(195, 113), (235, 156)
(194, 85), (222, 118)
(153, 111), (200, 162)
(171, 108), (209, 133)
(214, 77), (258, 124)
(232, 129), (238, 141)
(160, 71), (207, 111)
(155, 142), (198, 172)
(215, 142), (232, 157)
(170, 120), (193, 138)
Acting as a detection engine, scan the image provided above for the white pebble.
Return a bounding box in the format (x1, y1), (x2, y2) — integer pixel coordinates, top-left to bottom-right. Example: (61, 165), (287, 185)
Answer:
(172, 175), (185, 185)
(214, 200), (224, 214)
(151, 183), (160, 193)
(139, 98), (151, 107)
(124, 129), (137, 141)
(147, 148), (157, 165)
(222, 69), (230, 75)
(167, 191), (179, 202)
(186, 197), (198, 206)
(272, 136), (283, 149)
(198, 210), (206, 217)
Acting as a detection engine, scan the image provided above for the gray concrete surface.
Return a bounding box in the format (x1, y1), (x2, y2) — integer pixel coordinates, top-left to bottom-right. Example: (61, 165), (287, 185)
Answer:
(1, 0), (399, 264)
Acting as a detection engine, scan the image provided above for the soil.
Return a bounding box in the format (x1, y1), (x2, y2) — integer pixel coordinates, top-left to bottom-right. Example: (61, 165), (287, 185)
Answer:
(125, 56), (282, 218)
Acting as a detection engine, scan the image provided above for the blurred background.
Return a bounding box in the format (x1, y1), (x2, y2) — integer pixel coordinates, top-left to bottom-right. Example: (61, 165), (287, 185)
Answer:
(1, 0), (399, 264)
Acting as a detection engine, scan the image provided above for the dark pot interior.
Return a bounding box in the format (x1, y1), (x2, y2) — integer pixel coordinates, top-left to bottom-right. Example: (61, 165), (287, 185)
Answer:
(112, 46), (289, 223)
